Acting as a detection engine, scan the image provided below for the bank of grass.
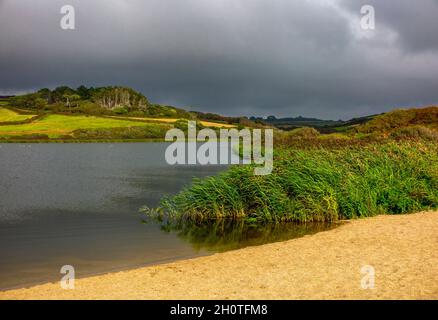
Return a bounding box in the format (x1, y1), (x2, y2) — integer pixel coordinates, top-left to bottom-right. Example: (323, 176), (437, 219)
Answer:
(146, 140), (438, 223)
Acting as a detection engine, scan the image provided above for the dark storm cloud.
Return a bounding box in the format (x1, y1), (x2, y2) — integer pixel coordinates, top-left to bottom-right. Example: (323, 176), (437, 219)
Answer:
(342, 0), (438, 53)
(1, 0), (438, 119)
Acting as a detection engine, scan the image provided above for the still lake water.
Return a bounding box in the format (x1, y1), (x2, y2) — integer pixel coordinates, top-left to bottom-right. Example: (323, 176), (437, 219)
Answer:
(0, 143), (332, 290)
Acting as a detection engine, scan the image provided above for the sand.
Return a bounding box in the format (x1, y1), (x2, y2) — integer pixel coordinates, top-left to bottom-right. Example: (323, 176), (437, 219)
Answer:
(1, 211), (437, 300)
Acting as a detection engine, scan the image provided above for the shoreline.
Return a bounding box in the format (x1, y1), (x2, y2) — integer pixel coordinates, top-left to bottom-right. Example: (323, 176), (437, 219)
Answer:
(0, 251), (214, 292)
(0, 137), (248, 143)
(1, 211), (437, 300)
(0, 138), (167, 143)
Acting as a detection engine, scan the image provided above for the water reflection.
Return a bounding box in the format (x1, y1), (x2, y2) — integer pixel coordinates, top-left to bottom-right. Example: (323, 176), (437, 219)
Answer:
(156, 219), (339, 252)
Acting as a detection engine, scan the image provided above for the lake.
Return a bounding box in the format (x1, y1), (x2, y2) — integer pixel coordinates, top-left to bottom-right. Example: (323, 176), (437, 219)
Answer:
(0, 143), (332, 290)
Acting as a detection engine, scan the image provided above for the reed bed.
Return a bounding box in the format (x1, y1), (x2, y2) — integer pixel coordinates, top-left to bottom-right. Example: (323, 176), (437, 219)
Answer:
(145, 140), (438, 223)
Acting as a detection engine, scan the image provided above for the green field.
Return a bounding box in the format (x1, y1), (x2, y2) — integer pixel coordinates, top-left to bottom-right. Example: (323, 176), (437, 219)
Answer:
(0, 110), (171, 138)
(0, 107), (237, 140)
(0, 108), (36, 123)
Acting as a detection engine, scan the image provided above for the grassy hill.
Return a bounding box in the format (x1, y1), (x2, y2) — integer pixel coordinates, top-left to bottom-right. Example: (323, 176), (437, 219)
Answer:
(0, 86), (245, 141)
(6, 85), (257, 125)
(273, 106), (438, 146)
(0, 106), (239, 141)
(2, 87), (437, 142)
(353, 106), (438, 134)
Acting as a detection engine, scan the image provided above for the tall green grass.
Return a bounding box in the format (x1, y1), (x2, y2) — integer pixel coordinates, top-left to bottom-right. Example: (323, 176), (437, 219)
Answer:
(145, 141), (438, 223)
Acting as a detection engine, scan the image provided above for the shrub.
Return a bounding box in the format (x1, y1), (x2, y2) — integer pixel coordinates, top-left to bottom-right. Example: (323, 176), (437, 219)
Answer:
(113, 107), (129, 115)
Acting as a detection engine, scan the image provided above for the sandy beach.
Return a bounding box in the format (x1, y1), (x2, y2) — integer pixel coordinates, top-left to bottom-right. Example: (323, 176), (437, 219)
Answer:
(1, 211), (437, 300)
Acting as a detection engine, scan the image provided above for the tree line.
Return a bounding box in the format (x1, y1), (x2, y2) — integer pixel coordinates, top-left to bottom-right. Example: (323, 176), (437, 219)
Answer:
(9, 86), (192, 118)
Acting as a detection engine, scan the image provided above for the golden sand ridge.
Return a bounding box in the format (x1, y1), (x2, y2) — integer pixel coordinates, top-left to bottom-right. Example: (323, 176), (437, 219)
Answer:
(1, 211), (437, 300)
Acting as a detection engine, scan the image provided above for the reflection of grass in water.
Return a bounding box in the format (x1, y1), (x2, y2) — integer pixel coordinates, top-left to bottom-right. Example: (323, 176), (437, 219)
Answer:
(159, 219), (337, 252)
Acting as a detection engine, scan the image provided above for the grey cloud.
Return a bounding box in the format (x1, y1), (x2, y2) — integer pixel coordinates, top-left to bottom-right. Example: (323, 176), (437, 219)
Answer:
(342, 0), (438, 53)
(1, 0), (438, 119)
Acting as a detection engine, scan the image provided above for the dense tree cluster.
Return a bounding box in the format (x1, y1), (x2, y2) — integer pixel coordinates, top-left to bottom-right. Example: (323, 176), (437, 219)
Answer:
(9, 86), (193, 118)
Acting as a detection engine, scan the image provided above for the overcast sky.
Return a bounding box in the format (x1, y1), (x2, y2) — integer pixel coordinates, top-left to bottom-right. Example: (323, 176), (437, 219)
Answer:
(1, 0), (438, 119)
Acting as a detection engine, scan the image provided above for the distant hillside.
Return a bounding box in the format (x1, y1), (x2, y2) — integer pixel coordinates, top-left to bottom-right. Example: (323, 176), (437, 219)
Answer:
(251, 114), (377, 133)
(254, 115), (342, 127)
(6, 87), (437, 136)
